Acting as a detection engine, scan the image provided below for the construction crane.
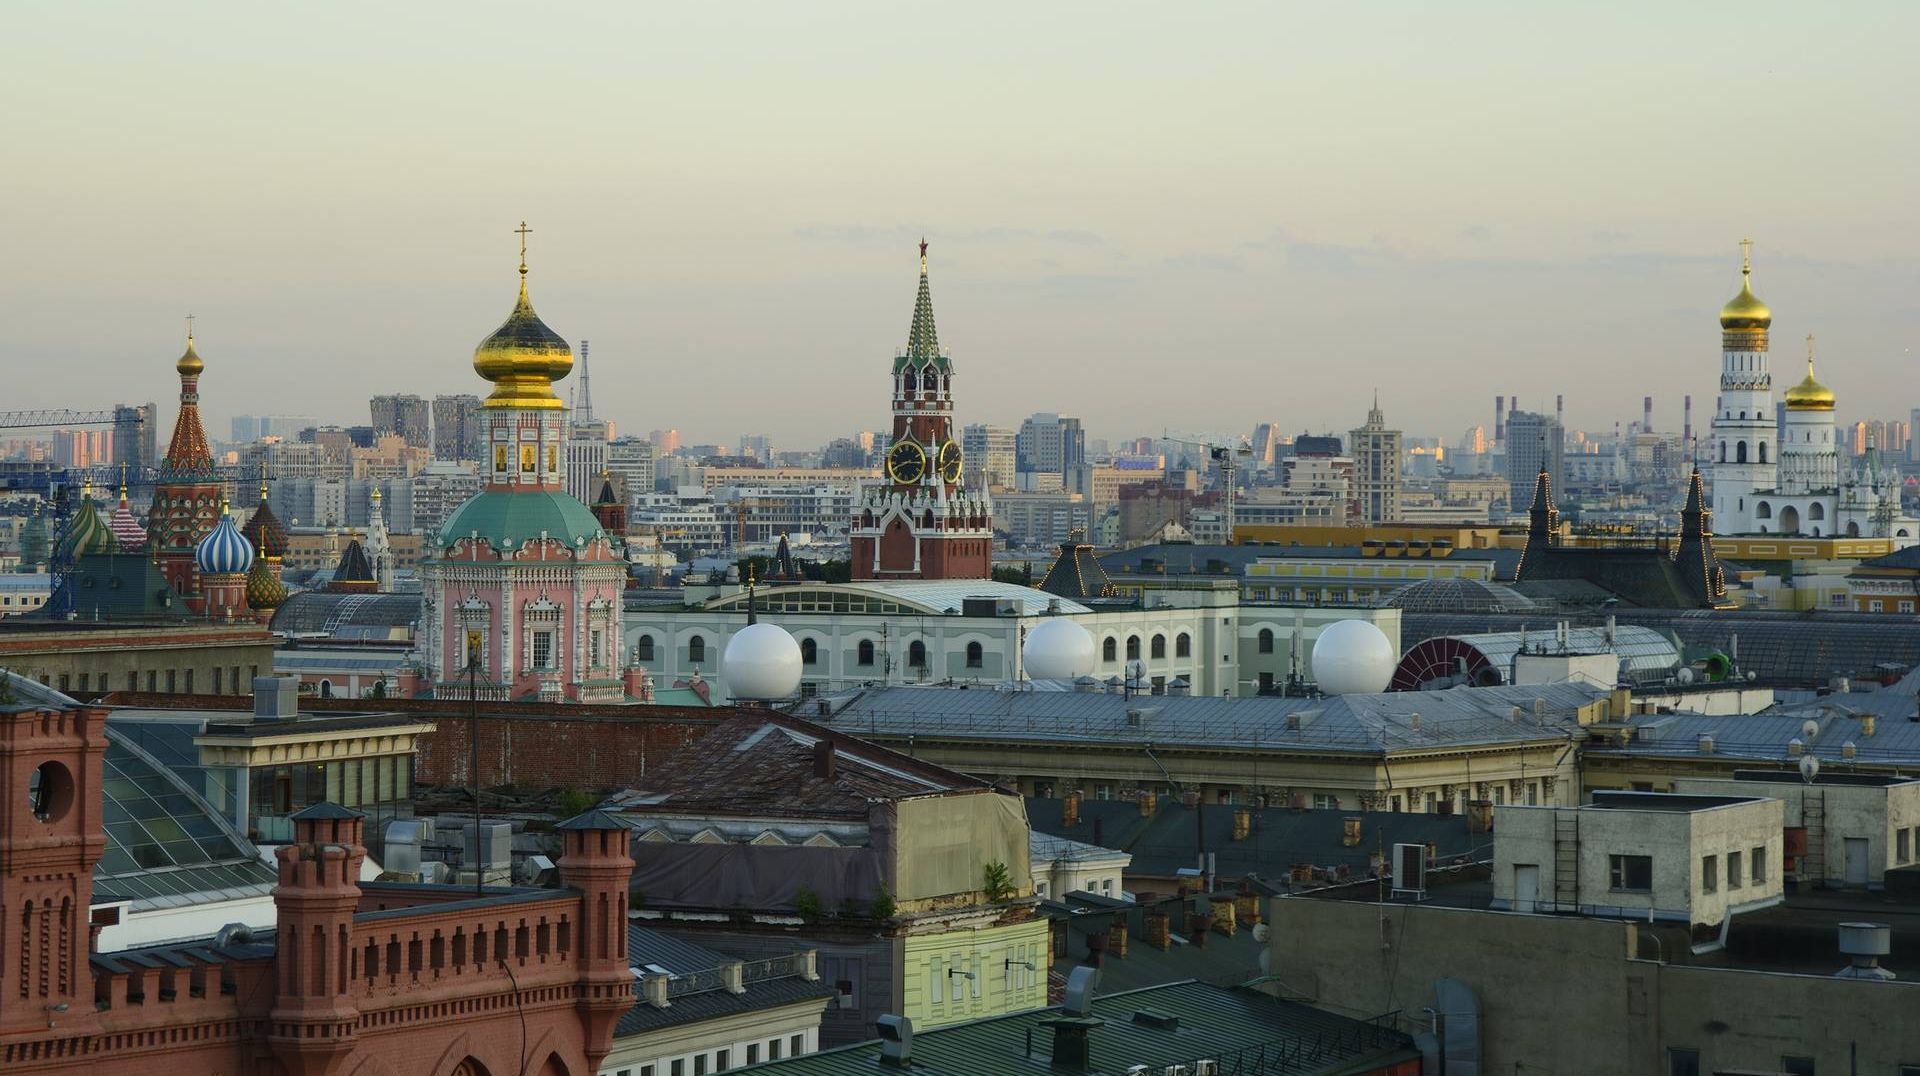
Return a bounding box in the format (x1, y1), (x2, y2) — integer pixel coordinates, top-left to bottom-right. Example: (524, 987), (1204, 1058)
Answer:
(0, 408), (122, 430)
(1162, 434), (1254, 543)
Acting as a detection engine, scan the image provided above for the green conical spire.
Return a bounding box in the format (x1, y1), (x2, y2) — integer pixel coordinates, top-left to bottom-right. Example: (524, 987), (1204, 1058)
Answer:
(897, 239), (951, 374)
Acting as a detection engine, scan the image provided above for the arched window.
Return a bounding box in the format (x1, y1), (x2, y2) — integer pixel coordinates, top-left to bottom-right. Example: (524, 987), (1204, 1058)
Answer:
(319, 680), (333, 698)
(1125, 636), (1141, 661)
(688, 636), (706, 665)
(1102, 637), (1117, 662)
(1719, 442), (1727, 463)
(1758, 442), (1768, 464)
(1258, 628), (1274, 654)
(1736, 441), (1748, 463)
(636, 635), (655, 662)
(857, 639), (876, 667)
(1809, 502), (1825, 520)
(1847, 521), (1861, 537)
(908, 640), (927, 669)
(966, 641), (983, 668)
(1176, 632), (1191, 658)
(904, 370), (917, 393)
(1755, 502), (1771, 519)
(1150, 634), (1166, 659)
(800, 638), (818, 665)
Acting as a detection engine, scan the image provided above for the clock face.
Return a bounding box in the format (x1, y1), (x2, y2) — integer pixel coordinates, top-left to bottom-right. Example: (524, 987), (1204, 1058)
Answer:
(886, 439), (927, 484)
(938, 440), (964, 483)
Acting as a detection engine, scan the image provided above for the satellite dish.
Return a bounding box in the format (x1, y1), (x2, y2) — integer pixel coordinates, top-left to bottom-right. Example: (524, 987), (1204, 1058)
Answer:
(1125, 659), (1147, 682)
(1251, 922), (1271, 943)
(1802, 719), (1820, 741)
(1800, 754), (1821, 783)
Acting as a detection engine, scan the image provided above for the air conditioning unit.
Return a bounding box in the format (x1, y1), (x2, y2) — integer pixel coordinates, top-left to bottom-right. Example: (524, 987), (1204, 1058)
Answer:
(1391, 842), (1428, 900)
(1195, 1062), (1220, 1076)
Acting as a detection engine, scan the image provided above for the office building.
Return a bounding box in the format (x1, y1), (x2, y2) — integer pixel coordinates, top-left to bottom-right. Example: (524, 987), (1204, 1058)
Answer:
(1348, 394), (1403, 524)
(962, 423), (1017, 491)
(1504, 410), (1564, 512)
(431, 393), (484, 461)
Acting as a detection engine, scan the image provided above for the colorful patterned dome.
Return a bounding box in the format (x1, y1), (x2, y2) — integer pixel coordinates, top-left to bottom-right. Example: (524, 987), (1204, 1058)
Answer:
(239, 486), (289, 559)
(195, 504), (255, 576)
(107, 485), (146, 550)
(56, 486), (122, 559)
(245, 556), (287, 609)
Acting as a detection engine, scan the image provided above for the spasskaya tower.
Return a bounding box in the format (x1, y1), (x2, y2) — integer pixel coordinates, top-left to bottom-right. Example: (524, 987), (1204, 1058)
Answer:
(850, 242), (993, 580)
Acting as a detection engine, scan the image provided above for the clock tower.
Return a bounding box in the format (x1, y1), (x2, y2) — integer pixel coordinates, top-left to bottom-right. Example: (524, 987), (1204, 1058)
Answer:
(850, 242), (993, 580)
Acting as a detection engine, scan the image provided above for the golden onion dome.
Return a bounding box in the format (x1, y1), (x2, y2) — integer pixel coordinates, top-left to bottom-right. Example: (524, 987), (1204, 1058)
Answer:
(1783, 356), (1835, 411)
(176, 333), (204, 376)
(473, 227), (572, 409)
(1719, 240), (1771, 331)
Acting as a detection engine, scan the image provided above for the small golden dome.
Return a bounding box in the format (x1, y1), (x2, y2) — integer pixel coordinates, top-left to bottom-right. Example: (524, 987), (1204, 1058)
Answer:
(176, 334), (204, 376)
(1784, 354), (1834, 411)
(473, 226), (572, 410)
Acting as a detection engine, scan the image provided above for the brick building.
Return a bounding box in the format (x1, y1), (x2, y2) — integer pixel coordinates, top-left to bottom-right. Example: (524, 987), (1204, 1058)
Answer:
(0, 672), (636, 1075)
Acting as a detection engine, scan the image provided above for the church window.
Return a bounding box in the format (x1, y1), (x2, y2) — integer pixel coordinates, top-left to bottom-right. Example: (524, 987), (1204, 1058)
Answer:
(1102, 637), (1117, 662)
(1151, 634), (1167, 659)
(688, 636), (706, 665)
(800, 638), (818, 666)
(1758, 442), (1768, 463)
(1258, 628), (1274, 654)
(591, 630), (604, 667)
(1719, 442), (1726, 463)
(966, 641), (983, 668)
(857, 639), (875, 666)
(908, 640), (928, 669)
(532, 631), (554, 669)
(1809, 503), (1824, 521)
(1736, 442), (1748, 463)
(1755, 502), (1771, 519)
(1176, 632), (1192, 658)
(904, 370), (917, 393)
(636, 635), (655, 662)
(1126, 636), (1141, 661)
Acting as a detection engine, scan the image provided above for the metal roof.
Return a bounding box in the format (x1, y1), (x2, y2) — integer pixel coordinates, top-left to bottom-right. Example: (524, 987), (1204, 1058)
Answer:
(824, 683), (1606, 756)
(95, 725), (276, 910)
(730, 980), (1415, 1075)
(270, 591), (420, 635)
(708, 579), (1088, 617)
(1029, 830), (1130, 866)
(1597, 703), (1920, 767)
(1411, 625), (1680, 683)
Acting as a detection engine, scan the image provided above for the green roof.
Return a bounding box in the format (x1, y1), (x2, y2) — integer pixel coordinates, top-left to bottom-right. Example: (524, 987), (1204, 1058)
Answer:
(436, 489), (607, 552)
(732, 980), (1416, 1075)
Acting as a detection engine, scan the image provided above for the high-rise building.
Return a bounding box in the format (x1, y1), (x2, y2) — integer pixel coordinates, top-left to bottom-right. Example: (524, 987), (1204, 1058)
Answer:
(650, 428), (681, 455)
(231, 414), (261, 442)
(431, 394), (484, 461)
(962, 423), (1017, 491)
(1504, 410), (1565, 512)
(369, 394), (431, 448)
(738, 434), (773, 462)
(605, 437), (657, 504)
(849, 242), (993, 581)
(1016, 413), (1084, 476)
(1348, 394), (1404, 524)
(108, 403), (156, 476)
(565, 418), (611, 503)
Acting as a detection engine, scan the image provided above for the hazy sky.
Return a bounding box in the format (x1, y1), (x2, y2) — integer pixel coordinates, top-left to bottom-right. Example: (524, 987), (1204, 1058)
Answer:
(6, 2), (1916, 449)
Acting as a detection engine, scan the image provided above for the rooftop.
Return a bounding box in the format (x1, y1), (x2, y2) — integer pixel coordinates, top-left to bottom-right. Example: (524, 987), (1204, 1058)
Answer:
(731, 979), (1416, 1075)
(603, 710), (994, 821)
(822, 682), (1609, 756)
(703, 579), (1091, 617)
(616, 925), (834, 1038)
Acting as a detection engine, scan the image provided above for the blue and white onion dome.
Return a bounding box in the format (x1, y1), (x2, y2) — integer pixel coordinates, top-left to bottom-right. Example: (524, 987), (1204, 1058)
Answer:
(195, 499), (256, 576)
(722, 623), (803, 701)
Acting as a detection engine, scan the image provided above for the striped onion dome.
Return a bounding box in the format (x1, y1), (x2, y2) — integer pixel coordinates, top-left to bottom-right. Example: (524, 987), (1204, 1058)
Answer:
(107, 490), (146, 550)
(195, 506), (255, 576)
(57, 488), (121, 559)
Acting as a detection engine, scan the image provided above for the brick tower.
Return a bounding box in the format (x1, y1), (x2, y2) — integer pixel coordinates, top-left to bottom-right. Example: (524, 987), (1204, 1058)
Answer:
(267, 802), (367, 1076)
(556, 809), (636, 1072)
(148, 328), (225, 610)
(0, 677), (108, 1038)
(849, 241), (994, 580)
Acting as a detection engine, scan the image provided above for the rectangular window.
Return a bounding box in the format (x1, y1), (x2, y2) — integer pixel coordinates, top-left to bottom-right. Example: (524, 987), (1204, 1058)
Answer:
(1424, 791), (1438, 812)
(1492, 786), (1505, 805)
(1902, 601), (1916, 614)
(213, 667), (223, 695)
(1667, 1047), (1701, 1076)
(1702, 854), (1717, 893)
(790, 1035), (804, 1057)
(671, 1061), (684, 1076)
(185, 669), (194, 693)
(715, 1050), (728, 1071)
(532, 630), (554, 670)
(930, 958), (943, 1003)
(166, 669), (177, 693)
(146, 670), (157, 692)
(769, 1040), (782, 1061)
(1871, 600), (1886, 612)
(127, 671), (138, 692)
(231, 666), (241, 693)
(1900, 828), (1911, 865)
(591, 629), (604, 667)
(1752, 846), (1766, 884)
(1610, 854), (1653, 891)
(1727, 850), (1742, 889)
(1313, 794), (1338, 810)
(694, 1056), (707, 1076)
(746, 1044), (759, 1064)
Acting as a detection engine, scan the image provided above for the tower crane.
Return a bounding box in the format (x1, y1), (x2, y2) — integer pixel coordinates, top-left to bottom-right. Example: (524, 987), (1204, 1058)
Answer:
(1162, 434), (1254, 544)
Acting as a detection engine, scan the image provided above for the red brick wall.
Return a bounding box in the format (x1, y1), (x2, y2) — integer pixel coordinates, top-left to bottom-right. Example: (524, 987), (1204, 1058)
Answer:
(415, 711), (721, 791)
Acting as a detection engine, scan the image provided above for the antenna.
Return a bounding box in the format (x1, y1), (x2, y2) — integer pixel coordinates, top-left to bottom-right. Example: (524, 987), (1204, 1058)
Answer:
(574, 338), (593, 424)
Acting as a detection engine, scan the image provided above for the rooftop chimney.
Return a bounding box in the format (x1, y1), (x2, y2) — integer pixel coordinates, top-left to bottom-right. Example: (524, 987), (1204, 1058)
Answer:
(812, 739), (836, 780)
(1835, 922), (1896, 980)
(877, 1014), (914, 1066)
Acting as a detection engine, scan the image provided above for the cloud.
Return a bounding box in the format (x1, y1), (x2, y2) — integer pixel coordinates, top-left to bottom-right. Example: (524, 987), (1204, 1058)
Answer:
(1461, 223), (1493, 242)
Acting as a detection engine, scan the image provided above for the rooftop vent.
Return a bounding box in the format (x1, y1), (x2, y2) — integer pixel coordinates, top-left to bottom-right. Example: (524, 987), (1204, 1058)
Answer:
(877, 1014), (913, 1066)
(1062, 965), (1099, 1016)
(1835, 922), (1895, 980)
(1131, 1008), (1180, 1030)
(252, 675), (300, 721)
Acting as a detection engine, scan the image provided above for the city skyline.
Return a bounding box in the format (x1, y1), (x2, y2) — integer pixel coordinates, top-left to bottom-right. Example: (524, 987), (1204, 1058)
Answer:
(6, 3), (1916, 445)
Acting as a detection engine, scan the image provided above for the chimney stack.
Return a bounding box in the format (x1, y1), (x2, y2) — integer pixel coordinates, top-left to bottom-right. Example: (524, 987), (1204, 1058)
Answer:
(812, 740), (836, 780)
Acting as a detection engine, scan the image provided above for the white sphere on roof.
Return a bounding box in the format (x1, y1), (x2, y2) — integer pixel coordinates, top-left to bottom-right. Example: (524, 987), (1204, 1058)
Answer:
(723, 623), (803, 701)
(1024, 617), (1096, 681)
(1311, 619), (1395, 695)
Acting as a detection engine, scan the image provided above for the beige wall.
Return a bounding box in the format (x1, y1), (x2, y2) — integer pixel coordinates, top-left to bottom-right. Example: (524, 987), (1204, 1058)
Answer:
(1271, 894), (1920, 1075)
(1676, 777), (1920, 886)
(0, 627), (277, 696)
(892, 793), (1033, 906)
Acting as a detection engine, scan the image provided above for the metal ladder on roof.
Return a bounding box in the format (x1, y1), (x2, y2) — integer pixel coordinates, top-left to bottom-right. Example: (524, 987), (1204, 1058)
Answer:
(1802, 790), (1827, 888)
(1552, 811), (1580, 912)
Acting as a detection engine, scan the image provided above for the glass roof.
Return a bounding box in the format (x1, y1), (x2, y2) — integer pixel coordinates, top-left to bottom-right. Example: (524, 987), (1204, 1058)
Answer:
(96, 727), (274, 905)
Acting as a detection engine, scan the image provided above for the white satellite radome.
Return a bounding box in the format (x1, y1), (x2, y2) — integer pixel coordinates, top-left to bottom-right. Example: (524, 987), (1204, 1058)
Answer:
(1799, 754), (1821, 784)
(723, 623), (804, 701)
(1024, 618), (1097, 681)
(1312, 619), (1396, 695)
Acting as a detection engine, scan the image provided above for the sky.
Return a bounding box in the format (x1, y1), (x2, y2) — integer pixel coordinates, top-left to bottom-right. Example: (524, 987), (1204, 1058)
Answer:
(5, 1), (1917, 450)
